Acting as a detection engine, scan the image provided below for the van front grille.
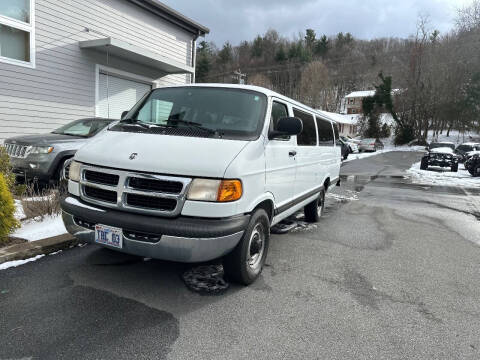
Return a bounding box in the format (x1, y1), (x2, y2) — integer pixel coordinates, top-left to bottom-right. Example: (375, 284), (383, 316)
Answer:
(85, 170), (119, 186)
(126, 193), (177, 211)
(129, 177), (183, 194)
(84, 186), (117, 203)
(79, 165), (191, 217)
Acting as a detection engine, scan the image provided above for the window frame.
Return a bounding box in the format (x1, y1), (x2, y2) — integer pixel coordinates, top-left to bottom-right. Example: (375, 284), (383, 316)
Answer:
(293, 107), (318, 147)
(0, 0), (35, 68)
(269, 99), (291, 141)
(315, 116), (335, 147)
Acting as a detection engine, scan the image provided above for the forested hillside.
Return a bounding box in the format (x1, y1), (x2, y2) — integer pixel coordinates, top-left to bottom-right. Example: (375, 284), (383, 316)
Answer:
(196, 1), (480, 143)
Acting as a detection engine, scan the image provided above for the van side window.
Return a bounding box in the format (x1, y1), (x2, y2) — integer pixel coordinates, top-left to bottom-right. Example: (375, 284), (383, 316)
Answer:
(293, 109), (317, 146)
(316, 117), (334, 146)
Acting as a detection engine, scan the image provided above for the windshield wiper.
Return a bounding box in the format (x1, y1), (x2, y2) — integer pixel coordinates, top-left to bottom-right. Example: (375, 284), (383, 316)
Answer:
(167, 119), (218, 136)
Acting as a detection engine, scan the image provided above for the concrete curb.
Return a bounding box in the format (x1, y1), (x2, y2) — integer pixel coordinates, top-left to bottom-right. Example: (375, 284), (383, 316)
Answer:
(0, 234), (79, 264)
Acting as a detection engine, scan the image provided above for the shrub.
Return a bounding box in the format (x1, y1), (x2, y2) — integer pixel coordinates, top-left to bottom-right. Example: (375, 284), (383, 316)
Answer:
(0, 146), (15, 191)
(394, 125), (415, 145)
(0, 173), (19, 244)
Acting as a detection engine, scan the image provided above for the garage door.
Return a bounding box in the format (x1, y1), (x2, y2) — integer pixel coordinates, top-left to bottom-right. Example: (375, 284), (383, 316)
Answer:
(97, 73), (152, 119)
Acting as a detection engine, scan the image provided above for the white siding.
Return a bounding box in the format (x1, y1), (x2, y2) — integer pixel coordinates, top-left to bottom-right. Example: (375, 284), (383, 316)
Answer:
(0, 0), (195, 141)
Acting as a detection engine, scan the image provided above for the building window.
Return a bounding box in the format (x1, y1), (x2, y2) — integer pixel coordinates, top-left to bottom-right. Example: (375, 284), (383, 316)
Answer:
(351, 109), (357, 114)
(348, 98), (355, 105)
(0, 0), (35, 67)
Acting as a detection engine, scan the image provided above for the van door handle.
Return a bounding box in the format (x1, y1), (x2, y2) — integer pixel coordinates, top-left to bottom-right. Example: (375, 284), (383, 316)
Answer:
(289, 150), (297, 157)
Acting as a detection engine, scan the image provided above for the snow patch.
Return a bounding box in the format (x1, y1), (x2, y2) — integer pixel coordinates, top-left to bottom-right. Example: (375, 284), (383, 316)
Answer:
(326, 191), (359, 202)
(407, 162), (479, 188)
(0, 255), (45, 270)
(14, 200), (26, 221)
(13, 215), (67, 242)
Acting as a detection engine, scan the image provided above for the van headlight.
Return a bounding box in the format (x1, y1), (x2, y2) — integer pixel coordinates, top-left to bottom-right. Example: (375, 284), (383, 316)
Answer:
(69, 161), (81, 182)
(187, 178), (242, 202)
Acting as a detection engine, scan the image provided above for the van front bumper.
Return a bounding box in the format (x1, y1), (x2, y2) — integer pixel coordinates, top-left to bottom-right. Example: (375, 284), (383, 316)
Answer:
(61, 196), (248, 263)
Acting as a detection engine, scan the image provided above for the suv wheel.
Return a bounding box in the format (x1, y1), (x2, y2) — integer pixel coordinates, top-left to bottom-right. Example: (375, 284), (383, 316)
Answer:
(420, 158), (429, 170)
(474, 164), (480, 177)
(223, 209), (270, 285)
(304, 189), (325, 223)
(451, 163), (458, 172)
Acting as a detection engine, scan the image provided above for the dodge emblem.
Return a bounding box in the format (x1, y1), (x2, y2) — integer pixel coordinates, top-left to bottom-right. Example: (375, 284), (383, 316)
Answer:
(129, 153), (138, 160)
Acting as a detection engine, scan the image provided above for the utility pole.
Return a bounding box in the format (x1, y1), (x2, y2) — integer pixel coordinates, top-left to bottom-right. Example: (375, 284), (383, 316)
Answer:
(232, 69), (246, 84)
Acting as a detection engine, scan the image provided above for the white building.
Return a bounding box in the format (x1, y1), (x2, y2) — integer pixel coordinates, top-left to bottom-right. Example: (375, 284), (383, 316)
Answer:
(317, 110), (359, 137)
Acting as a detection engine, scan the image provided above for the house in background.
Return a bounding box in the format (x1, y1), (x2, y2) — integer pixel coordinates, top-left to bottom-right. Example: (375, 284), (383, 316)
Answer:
(317, 110), (359, 137)
(0, 0), (209, 142)
(343, 89), (400, 115)
(343, 90), (375, 115)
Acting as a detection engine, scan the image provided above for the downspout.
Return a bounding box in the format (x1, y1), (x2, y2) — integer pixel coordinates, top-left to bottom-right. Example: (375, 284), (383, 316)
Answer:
(191, 32), (199, 84)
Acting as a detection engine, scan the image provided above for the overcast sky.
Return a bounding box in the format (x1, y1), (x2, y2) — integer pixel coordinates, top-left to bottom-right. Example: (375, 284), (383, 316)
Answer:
(161, 0), (474, 46)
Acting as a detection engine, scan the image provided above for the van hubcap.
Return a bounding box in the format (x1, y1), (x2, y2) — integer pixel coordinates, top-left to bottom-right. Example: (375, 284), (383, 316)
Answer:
(247, 224), (265, 273)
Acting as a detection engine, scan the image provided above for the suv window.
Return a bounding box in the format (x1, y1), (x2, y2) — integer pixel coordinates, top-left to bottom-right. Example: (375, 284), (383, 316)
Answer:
(316, 117), (334, 146)
(293, 109), (317, 146)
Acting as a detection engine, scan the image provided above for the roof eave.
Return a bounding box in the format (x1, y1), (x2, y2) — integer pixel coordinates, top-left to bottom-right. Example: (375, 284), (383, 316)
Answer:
(127, 0), (210, 37)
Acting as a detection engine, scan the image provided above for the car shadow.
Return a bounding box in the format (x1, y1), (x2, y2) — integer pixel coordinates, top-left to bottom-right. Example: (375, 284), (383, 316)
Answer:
(68, 246), (243, 315)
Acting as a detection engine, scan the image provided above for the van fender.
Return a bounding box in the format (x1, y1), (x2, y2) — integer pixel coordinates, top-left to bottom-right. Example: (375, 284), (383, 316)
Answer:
(246, 192), (276, 220)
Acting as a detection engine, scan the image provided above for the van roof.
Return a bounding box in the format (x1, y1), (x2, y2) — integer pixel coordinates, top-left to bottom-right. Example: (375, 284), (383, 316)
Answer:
(156, 83), (336, 122)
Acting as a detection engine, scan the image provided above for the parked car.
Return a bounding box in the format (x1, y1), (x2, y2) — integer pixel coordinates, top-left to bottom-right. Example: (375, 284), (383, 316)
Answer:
(359, 138), (384, 152)
(465, 153), (480, 176)
(3, 118), (114, 184)
(420, 146), (458, 172)
(60, 84), (341, 285)
(337, 139), (351, 160)
(340, 136), (359, 153)
(455, 143), (480, 162)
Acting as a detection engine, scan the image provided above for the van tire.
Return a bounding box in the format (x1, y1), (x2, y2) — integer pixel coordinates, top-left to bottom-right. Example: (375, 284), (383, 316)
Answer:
(451, 163), (458, 172)
(304, 189), (325, 223)
(223, 209), (270, 285)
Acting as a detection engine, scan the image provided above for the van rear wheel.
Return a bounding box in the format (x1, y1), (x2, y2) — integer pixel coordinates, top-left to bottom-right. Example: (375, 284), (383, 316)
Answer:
(304, 189), (325, 223)
(223, 209), (270, 285)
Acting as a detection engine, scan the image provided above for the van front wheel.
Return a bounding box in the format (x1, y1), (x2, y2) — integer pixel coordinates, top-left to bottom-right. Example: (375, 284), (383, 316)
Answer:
(304, 189), (325, 223)
(223, 209), (270, 285)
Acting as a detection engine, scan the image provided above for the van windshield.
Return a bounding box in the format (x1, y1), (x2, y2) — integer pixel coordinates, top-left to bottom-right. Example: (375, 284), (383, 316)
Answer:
(111, 87), (268, 140)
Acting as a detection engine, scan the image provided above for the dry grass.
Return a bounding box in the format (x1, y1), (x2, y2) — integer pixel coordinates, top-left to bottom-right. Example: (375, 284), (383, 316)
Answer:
(20, 184), (62, 220)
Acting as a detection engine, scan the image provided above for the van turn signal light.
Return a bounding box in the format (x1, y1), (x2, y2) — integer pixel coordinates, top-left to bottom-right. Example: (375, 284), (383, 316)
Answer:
(217, 180), (242, 202)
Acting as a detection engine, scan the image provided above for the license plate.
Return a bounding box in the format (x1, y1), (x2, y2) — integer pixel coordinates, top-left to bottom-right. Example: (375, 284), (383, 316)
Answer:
(95, 224), (123, 249)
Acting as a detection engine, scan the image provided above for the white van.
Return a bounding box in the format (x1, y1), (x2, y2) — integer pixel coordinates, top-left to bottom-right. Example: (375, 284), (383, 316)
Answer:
(61, 84), (341, 285)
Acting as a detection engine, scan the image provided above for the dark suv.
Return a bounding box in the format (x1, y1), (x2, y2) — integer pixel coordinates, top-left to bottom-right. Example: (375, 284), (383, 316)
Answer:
(4, 118), (114, 184)
(465, 153), (480, 177)
(421, 142), (458, 172)
(455, 143), (480, 163)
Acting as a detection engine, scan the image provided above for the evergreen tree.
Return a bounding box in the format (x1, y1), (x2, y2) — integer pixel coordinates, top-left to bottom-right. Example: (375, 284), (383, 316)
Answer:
(275, 45), (287, 62)
(196, 41), (212, 82)
(314, 35), (329, 57)
(218, 42), (233, 64)
(305, 29), (316, 51)
(251, 35), (263, 57)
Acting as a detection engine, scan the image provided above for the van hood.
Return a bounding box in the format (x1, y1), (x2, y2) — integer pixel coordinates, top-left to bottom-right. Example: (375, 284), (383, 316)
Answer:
(74, 131), (249, 178)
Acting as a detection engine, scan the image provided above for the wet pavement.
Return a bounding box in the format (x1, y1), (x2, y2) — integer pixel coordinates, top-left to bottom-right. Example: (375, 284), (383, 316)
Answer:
(1, 151), (480, 360)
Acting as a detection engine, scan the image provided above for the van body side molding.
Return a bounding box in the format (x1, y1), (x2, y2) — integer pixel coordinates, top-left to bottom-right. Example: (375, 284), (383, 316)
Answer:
(274, 185), (325, 216)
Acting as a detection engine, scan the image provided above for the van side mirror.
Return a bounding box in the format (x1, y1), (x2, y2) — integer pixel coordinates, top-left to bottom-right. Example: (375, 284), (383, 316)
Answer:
(269, 117), (303, 140)
(121, 111), (129, 120)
